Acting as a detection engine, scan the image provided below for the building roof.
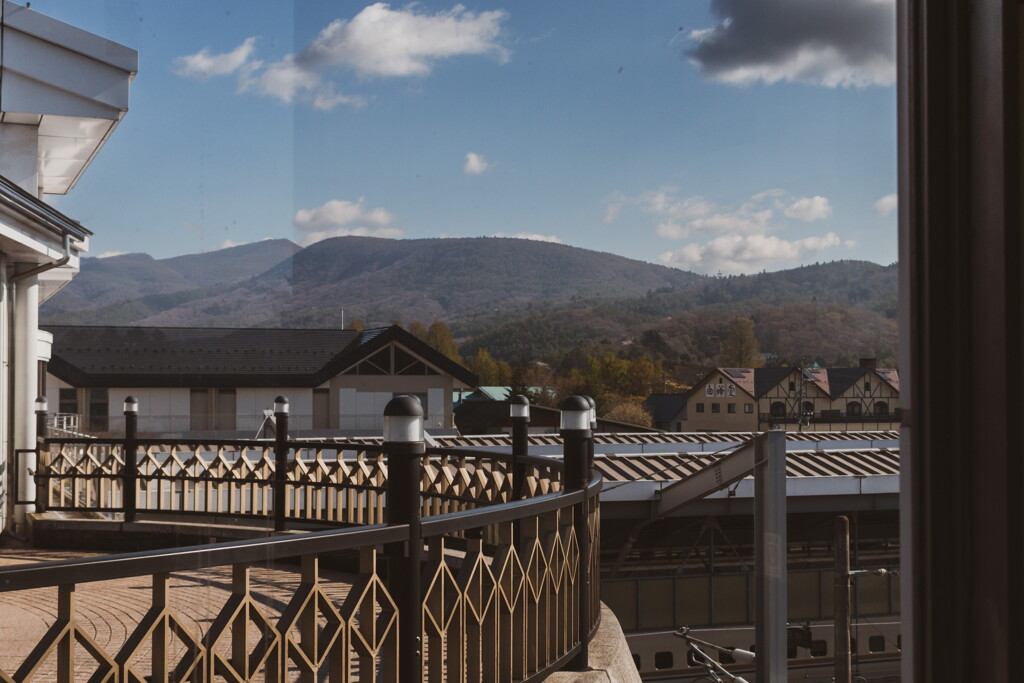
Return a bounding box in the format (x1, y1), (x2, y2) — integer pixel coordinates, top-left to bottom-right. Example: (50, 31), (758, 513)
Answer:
(595, 448), (900, 482)
(0, 173), (91, 240)
(1, 0), (138, 194)
(691, 365), (900, 400)
(642, 393), (687, 423)
(44, 324), (478, 388)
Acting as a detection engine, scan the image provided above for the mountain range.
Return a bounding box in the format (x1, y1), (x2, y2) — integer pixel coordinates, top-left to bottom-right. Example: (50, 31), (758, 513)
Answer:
(41, 236), (898, 367)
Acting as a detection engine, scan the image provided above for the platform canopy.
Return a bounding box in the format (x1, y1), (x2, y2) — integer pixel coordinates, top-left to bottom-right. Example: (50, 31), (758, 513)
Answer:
(0, 0), (138, 195)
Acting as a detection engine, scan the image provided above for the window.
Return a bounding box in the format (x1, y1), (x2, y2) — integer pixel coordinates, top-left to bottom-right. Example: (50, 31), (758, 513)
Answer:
(770, 401), (785, 418)
(869, 635), (886, 653)
(810, 640), (828, 657)
(313, 388), (330, 429)
(744, 403), (753, 414)
(654, 652), (673, 670)
(847, 401), (863, 417)
(864, 379), (872, 392)
(719, 650), (734, 664)
(695, 403), (705, 413)
(711, 403), (720, 413)
(190, 389), (211, 431)
(874, 401), (889, 416)
(58, 388), (77, 414)
(727, 403), (736, 413)
(88, 388), (108, 432)
(802, 401), (814, 416)
(788, 380), (796, 391)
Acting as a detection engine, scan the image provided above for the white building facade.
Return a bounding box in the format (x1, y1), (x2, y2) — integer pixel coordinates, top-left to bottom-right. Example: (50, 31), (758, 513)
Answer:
(0, 1), (136, 533)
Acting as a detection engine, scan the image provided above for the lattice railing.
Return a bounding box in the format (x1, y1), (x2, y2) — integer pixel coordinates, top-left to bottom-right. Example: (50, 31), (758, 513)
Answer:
(0, 471), (601, 682)
(35, 440), (562, 527)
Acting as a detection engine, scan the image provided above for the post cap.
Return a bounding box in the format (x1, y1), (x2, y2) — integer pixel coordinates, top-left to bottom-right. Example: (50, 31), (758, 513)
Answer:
(274, 396), (289, 414)
(34, 396), (47, 412)
(384, 395), (424, 442)
(584, 395), (597, 427)
(560, 395), (591, 431)
(509, 394), (530, 419)
(123, 396), (138, 413)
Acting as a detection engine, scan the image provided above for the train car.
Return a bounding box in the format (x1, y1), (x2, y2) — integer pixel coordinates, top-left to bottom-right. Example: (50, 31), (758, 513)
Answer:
(628, 618), (901, 682)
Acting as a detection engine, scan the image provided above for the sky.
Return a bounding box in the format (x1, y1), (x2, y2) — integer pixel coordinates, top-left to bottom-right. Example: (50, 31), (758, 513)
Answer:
(37, 0), (897, 275)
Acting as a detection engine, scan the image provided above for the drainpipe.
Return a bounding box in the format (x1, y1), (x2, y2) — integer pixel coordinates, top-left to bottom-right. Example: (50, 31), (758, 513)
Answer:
(7, 233), (73, 533)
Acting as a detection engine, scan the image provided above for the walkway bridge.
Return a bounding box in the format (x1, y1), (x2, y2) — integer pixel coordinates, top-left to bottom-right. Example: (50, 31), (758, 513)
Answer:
(0, 395), (602, 683)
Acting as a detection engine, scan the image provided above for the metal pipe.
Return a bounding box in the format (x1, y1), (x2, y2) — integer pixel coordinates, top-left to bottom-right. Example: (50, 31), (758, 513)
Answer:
(11, 233), (72, 283)
(835, 515), (852, 683)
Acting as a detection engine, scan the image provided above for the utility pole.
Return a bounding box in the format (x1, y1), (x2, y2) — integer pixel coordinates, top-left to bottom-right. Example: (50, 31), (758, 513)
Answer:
(834, 515), (852, 683)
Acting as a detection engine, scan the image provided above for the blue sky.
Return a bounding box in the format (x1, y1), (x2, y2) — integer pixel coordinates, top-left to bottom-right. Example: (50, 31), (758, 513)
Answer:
(38, 0), (897, 275)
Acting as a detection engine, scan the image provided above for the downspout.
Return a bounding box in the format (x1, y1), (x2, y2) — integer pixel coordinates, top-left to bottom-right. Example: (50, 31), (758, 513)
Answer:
(6, 233), (72, 535)
(11, 232), (73, 283)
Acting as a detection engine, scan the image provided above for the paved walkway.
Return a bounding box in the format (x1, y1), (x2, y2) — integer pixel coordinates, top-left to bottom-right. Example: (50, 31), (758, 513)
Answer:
(0, 548), (354, 680)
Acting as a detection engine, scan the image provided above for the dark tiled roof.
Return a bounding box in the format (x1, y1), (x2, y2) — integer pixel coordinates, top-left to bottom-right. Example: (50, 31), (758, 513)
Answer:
(643, 393), (686, 423)
(44, 324), (477, 388)
(754, 367), (797, 397)
(826, 367), (871, 397)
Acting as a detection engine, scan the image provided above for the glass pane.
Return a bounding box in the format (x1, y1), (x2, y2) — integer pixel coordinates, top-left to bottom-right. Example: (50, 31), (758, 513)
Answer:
(677, 576), (710, 628)
(788, 570), (820, 620)
(712, 574), (748, 625)
(821, 570), (835, 618)
(602, 580), (637, 632)
(856, 573), (890, 616)
(639, 578), (675, 630)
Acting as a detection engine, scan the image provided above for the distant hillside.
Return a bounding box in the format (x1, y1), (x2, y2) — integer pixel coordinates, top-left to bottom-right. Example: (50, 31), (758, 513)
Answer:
(44, 239), (300, 319)
(43, 236), (702, 327)
(41, 237), (898, 370)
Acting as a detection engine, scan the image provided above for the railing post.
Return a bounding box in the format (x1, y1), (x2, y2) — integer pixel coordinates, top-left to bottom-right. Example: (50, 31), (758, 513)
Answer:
(123, 396), (138, 523)
(561, 395), (592, 671)
(384, 395), (425, 683)
(510, 395), (530, 500)
(273, 396), (289, 532)
(34, 396), (47, 512)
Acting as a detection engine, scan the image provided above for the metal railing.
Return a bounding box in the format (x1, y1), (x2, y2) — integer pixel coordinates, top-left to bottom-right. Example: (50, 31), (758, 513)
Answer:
(3, 395), (600, 682)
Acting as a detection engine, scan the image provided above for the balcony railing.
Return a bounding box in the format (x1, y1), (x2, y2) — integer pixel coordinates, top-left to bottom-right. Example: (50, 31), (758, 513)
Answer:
(2, 396), (601, 682)
(759, 408), (902, 425)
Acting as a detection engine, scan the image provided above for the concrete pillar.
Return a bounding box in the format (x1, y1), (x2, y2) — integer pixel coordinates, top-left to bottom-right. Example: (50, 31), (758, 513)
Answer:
(0, 123), (40, 196)
(754, 430), (787, 683)
(13, 275), (38, 527)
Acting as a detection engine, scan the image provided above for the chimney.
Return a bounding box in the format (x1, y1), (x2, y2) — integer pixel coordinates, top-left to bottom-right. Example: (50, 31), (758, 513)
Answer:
(859, 358), (877, 369)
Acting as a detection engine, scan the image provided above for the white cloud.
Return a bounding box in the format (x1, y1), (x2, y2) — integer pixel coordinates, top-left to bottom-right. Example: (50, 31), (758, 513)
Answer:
(175, 4), (507, 110)
(294, 198), (402, 246)
(874, 193), (898, 216)
(96, 251), (128, 259)
(660, 232), (842, 274)
(303, 3), (509, 78)
(174, 37), (259, 80)
(490, 232), (563, 244)
(784, 196), (832, 221)
(687, 0), (895, 88)
(463, 152), (492, 175)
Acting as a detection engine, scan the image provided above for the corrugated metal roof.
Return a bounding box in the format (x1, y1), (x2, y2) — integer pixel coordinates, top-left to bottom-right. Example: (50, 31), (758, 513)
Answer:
(333, 430), (899, 449)
(595, 448), (900, 482)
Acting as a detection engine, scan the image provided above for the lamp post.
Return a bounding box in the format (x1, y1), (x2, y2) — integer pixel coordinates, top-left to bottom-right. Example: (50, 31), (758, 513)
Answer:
(510, 395), (530, 500)
(561, 396), (592, 671)
(33, 397), (47, 512)
(273, 396), (289, 531)
(123, 396), (138, 522)
(384, 395), (425, 683)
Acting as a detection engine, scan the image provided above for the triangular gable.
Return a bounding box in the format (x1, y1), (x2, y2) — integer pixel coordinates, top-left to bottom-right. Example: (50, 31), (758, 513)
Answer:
(339, 342), (442, 377)
(874, 368), (901, 393)
(689, 368), (756, 400)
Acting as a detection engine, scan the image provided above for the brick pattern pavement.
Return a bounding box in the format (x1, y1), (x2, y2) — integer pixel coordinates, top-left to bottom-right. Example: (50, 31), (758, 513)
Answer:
(0, 549), (356, 680)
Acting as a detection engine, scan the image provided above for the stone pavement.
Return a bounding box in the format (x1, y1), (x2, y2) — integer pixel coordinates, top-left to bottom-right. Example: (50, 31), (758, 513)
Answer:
(0, 548), (353, 680)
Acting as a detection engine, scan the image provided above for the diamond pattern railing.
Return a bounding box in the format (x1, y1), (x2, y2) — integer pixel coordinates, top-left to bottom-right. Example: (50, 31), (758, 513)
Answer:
(6, 420), (601, 683)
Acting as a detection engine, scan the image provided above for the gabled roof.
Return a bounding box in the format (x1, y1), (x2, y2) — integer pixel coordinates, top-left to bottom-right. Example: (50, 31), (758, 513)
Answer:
(44, 324), (478, 388)
(685, 368), (757, 400)
(826, 367), (871, 397)
(753, 367), (797, 397)
(875, 368), (900, 392)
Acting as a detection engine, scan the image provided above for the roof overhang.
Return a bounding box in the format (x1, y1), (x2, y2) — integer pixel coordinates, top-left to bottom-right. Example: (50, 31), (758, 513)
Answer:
(0, 1), (138, 194)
